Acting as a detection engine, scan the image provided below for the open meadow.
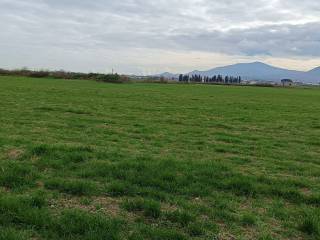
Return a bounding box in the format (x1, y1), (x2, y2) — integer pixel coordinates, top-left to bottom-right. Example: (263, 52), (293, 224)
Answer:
(0, 76), (320, 240)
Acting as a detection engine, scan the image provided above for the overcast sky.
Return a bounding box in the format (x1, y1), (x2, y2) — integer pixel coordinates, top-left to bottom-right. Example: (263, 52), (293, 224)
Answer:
(1, 0), (320, 74)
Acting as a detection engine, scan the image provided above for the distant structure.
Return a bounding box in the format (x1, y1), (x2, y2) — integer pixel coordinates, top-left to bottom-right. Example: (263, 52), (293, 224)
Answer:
(281, 79), (293, 86)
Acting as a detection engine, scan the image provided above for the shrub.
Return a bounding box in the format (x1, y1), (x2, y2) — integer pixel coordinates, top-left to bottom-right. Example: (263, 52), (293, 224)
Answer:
(95, 73), (124, 83)
(0, 68), (130, 83)
(28, 71), (50, 78)
(0, 68), (10, 75)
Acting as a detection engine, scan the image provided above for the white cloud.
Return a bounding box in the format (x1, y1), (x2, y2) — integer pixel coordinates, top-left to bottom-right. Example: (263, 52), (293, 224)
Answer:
(0, 0), (319, 74)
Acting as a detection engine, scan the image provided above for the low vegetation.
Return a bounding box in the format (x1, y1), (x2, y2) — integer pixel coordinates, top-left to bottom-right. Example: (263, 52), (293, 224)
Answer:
(0, 68), (128, 83)
(0, 75), (319, 239)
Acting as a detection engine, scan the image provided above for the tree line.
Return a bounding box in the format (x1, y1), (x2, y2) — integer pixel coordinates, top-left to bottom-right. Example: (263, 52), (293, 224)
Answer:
(179, 74), (242, 84)
(0, 68), (129, 83)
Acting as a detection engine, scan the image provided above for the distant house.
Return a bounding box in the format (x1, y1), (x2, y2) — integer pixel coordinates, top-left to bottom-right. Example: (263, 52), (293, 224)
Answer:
(281, 79), (293, 86)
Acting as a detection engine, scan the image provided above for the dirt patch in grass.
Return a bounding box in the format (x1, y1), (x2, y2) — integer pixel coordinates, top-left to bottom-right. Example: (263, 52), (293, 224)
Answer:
(6, 148), (24, 160)
(93, 196), (122, 216)
(0, 186), (10, 193)
(300, 188), (312, 196)
(241, 227), (259, 240)
(217, 229), (237, 240)
(161, 202), (179, 212)
(50, 196), (122, 217)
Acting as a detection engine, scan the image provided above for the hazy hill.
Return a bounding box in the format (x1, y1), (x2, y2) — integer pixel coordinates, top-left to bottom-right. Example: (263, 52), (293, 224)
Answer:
(156, 62), (320, 84)
(308, 67), (320, 75)
(154, 72), (180, 79)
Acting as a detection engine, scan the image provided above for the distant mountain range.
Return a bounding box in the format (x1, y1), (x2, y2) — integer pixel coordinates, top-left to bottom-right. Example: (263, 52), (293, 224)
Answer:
(155, 62), (320, 84)
(154, 72), (180, 79)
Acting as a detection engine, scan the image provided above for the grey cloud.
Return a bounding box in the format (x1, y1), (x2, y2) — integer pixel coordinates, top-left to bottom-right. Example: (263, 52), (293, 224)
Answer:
(0, 0), (319, 73)
(169, 22), (320, 56)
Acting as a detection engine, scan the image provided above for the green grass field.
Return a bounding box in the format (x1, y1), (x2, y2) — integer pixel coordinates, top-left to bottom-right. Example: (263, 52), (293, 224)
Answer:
(0, 76), (320, 240)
